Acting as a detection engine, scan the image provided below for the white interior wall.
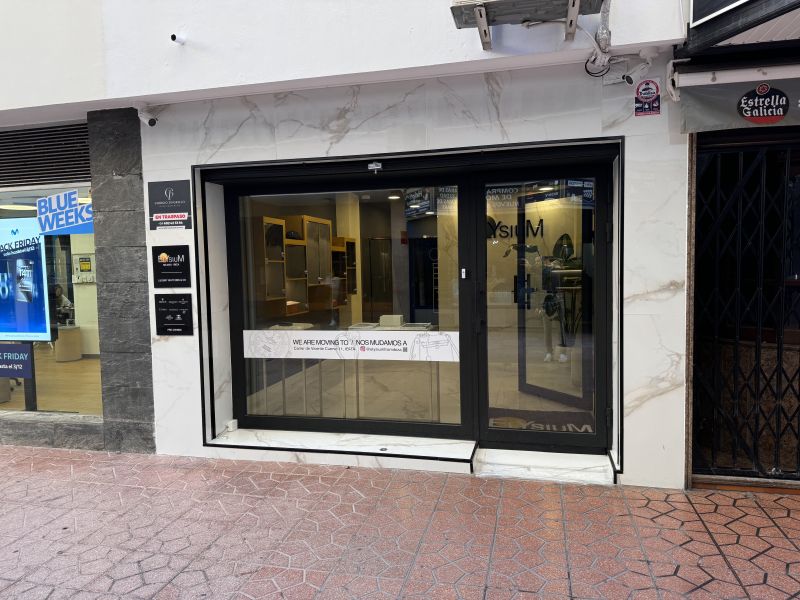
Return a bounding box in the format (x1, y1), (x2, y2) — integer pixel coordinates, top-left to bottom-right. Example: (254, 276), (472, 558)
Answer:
(205, 183), (233, 437)
(143, 57), (688, 488)
(69, 234), (100, 355)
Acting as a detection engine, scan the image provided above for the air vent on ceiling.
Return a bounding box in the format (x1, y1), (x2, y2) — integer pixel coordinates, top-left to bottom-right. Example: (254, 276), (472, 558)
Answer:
(0, 123), (91, 188)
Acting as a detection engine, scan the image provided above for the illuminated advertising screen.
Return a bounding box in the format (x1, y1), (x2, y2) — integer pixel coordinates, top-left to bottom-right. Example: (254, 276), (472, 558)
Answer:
(0, 218), (51, 341)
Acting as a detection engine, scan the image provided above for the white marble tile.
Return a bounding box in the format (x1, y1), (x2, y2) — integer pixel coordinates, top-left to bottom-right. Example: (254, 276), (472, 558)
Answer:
(211, 428), (475, 460)
(474, 449), (614, 485)
(619, 310), (686, 488)
(144, 95), (277, 172)
(427, 64), (602, 150)
(204, 429), (473, 473)
(140, 58), (690, 488)
(274, 82), (427, 159)
(622, 134), (688, 314)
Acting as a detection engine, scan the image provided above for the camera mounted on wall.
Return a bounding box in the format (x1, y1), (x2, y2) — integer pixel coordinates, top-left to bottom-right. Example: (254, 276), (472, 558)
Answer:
(137, 108), (158, 127)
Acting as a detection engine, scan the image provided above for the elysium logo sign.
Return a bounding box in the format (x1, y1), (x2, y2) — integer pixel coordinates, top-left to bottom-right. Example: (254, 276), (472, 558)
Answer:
(738, 83), (789, 125)
(152, 245), (191, 288)
(486, 217), (543, 239)
(157, 251), (185, 264)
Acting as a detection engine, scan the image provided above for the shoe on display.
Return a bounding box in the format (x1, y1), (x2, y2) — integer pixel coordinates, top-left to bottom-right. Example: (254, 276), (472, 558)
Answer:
(544, 353), (553, 362)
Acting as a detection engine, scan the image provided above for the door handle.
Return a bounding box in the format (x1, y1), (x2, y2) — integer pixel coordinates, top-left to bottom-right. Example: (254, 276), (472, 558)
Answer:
(474, 280), (486, 335)
(525, 274), (532, 309)
(512, 275), (518, 304)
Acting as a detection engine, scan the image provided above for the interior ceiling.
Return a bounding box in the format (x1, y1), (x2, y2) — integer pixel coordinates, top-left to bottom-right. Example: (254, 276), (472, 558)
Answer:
(248, 189), (412, 205)
(717, 6), (800, 45)
(0, 185), (89, 209)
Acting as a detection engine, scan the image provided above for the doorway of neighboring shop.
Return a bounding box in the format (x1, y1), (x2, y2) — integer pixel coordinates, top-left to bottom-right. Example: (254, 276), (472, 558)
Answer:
(201, 142), (618, 453)
(692, 128), (800, 481)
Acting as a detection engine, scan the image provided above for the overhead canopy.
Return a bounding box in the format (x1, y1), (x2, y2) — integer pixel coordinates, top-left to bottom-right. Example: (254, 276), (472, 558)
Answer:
(692, 0), (753, 27)
(679, 0), (800, 56)
(679, 76), (800, 132)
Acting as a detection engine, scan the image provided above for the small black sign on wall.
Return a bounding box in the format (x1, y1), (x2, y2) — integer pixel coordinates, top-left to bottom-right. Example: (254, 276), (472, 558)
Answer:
(152, 245), (191, 288)
(148, 180), (192, 230)
(155, 294), (193, 336)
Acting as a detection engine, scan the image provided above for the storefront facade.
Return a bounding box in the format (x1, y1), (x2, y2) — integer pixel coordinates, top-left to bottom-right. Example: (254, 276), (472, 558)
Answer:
(0, 0), (691, 488)
(676, 0), (800, 487)
(0, 115), (155, 451)
(140, 59), (688, 488)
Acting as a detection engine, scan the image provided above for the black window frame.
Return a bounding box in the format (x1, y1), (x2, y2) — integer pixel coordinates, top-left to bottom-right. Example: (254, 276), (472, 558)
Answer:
(195, 139), (621, 452)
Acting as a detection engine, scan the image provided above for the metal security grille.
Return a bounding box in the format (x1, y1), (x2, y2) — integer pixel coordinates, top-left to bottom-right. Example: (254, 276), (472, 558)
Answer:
(0, 123), (90, 187)
(693, 135), (800, 480)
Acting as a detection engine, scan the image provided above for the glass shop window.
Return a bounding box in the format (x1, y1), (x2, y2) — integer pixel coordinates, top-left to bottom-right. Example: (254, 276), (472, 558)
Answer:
(239, 187), (461, 424)
(0, 185), (101, 415)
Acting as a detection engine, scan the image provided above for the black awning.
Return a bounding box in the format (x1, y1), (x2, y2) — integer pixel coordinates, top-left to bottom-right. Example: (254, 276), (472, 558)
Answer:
(678, 0), (800, 57)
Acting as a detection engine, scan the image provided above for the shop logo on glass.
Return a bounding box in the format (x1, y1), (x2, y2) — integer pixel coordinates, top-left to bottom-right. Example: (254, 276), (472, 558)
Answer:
(165, 187), (175, 201)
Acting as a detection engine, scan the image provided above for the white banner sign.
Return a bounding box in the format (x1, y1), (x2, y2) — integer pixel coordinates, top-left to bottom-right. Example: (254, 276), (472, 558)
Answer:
(244, 329), (459, 362)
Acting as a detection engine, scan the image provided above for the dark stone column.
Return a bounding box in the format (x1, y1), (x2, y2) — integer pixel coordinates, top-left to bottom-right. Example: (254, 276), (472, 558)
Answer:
(87, 108), (155, 453)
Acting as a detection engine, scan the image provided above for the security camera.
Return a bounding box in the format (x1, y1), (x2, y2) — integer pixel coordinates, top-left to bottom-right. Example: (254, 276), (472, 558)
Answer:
(622, 60), (652, 86)
(170, 33), (186, 45)
(138, 110), (158, 127)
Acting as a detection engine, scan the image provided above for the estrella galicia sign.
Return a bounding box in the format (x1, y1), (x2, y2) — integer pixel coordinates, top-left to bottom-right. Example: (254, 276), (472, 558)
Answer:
(738, 83), (789, 125)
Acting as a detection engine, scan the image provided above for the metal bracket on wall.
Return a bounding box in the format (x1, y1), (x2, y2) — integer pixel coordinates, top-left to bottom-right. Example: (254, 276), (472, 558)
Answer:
(451, 0), (603, 50)
(565, 0), (580, 41)
(474, 5), (492, 50)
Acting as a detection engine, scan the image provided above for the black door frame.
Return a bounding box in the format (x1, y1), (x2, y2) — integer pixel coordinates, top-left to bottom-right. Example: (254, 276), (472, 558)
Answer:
(199, 140), (620, 451)
(468, 163), (613, 453)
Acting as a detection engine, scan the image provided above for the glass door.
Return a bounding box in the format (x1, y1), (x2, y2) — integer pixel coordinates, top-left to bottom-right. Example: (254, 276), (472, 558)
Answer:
(481, 175), (610, 450)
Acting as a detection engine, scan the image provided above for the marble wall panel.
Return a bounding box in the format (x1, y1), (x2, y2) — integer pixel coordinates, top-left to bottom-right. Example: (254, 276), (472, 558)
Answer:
(141, 57), (690, 487)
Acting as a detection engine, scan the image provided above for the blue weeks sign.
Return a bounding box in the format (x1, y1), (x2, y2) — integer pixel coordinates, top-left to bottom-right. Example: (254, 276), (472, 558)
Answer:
(37, 190), (94, 236)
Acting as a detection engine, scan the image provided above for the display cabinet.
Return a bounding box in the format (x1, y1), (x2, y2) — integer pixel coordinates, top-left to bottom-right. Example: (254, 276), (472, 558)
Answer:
(262, 217), (286, 318)
(285, 215), (333, 313)
(284, 239), (308, 315)
(259, 216), (359, 321)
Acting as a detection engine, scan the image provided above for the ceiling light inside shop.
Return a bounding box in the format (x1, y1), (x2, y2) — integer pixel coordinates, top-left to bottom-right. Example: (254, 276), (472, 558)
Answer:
(388, 195), (401, 200)
(0, 204), (36, 211)
(538, 186), (555, 192)
(409, 204), (421, 209)
(425, 211), (435, 215)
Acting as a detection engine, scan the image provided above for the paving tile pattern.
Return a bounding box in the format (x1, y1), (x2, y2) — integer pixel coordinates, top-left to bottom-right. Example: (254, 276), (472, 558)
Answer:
(0, 446), (799, 599)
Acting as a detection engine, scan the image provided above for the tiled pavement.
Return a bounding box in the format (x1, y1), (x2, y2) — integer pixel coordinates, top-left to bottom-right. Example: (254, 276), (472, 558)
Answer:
(0, 446), (799, 599)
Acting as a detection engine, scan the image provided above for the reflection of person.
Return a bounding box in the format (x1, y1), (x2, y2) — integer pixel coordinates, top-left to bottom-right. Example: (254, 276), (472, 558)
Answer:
(54, 285), (73, 310)
(53, 284), (74, 326)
